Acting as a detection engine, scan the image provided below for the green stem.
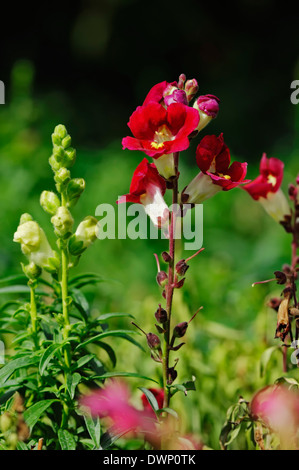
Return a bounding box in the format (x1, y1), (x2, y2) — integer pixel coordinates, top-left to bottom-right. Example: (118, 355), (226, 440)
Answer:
(59, 191), (71, 428)
(29, 283), (38, 348)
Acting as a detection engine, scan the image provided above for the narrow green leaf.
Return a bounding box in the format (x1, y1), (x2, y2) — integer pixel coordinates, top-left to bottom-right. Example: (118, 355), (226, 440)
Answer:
(87, 372), (159, 384)
(97, 313), (135, 322)
(39, 343), (64, 376)
(157, 407), (179, 419)
(0, 356), (39, 383)
(71, 354), (95, 371)
(58, 429), (76, 450)
(24, 399), (58, 430)
(76, 330), (144, 351)
(100, 429), (131, 450)
(260, 345), (280, 377)
(139, 387), (159, 414)
(95, 341), (117, 368)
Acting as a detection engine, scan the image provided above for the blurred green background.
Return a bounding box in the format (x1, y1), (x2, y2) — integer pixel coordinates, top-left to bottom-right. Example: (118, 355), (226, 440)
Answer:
(1, 0), (299, 449)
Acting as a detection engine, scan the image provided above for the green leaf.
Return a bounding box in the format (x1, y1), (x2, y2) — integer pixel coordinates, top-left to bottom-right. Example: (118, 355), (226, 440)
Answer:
(24, 399), (58, 430)
(16, 441), (29, 450)
(157, 407), (179, 419)
(66, 372), (81, 399)
(39, 343), (65, 376)
(71, 354), (95, 371)
(0, 356), (39, 383)
(97, 313), (135, 322)
(87, 372), (159, 384)
(71, 288), (89, 317)
(0, 275), (28, 286)
(0, 286), (50, 296)
(275, 376), (299, 388)
(96, 341), (117, 368)
(260, 345), (280, 377)
(139, 387), (159, 414)
(100, 429), (131, 450)
(58, 429), (77, 450)
(83, 414), (101, 448)
(76, 330), (144, 351)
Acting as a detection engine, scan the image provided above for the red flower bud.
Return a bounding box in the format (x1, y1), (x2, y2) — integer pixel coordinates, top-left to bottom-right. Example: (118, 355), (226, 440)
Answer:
(146, 333), (161, 350)
(155, 304), (168, 323)
(175, 259), (189, 276)
(173, 321), (188, 338)
(156, 271), (168, 287)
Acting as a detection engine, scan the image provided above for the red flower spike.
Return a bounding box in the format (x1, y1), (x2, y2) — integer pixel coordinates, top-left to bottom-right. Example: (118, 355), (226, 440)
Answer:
(243, 153), (291, 223)
(122, 102), (199, 159)
(117, 158), (169, 227)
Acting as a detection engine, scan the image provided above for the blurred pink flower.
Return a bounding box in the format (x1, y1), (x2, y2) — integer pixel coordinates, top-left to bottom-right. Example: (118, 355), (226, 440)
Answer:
(250, 385), (299, 449)
(80, 380), (158, 443)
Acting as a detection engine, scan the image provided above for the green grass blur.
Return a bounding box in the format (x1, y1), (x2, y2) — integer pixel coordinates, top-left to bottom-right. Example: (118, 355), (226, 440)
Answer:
(1, 61), (299, 449)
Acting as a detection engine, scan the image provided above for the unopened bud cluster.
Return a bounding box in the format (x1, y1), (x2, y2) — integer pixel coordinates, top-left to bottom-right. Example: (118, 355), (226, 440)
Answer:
(14, 124), (99, 280)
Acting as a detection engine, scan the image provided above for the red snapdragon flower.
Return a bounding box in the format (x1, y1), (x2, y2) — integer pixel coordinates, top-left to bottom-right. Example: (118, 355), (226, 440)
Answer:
(182, 134), (249, 204)
(243, 154), (291, 223)
(117, 158), (169, 227)
(122, 102), (199, 159)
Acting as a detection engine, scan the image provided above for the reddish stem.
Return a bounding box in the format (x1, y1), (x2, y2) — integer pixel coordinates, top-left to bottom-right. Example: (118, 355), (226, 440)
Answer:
(162, 152), (179, 409)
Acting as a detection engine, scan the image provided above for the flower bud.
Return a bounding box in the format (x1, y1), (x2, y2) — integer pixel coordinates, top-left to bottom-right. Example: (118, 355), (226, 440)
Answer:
(19, 213), (33, 224)
(54, 167), (71, 185)
(14, 218), (57, 271)
(185, 79), (199, 102)
(14, 220), (41, 253)
(173, 321), (188, 338)
(40, 191), (60, 215)
(146, 332), (161, 350)
(61, 134), (72, 149)
(274, 270), (287, 285)
(167, 367), (178, 385)
(175, 259), (189, 276)
(156, 270), (168, 287)
(164, 89), (188, 106)
(66, 178), (85, 208)
(22, 261), (42, 280)
(194, 94), (220, 133)
(288, 184), (297, 200)
(52, 124), (68, 144)
(155, 304), (168, 323)
(178, 73), (186, 89)
(161, 251), (172, 263)
(68, 216), (98, 256)
(52, 145), (65, 162)
(0, 412), (12, 433)
(51, 206), (74, 237)
(64, 147), (76, 167)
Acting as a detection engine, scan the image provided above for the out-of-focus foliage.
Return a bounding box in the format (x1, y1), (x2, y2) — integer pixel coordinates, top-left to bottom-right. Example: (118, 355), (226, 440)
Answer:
(1, 62), (299, 449)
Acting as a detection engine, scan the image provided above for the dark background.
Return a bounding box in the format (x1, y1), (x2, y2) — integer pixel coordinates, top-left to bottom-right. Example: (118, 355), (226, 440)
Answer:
(1, 0), (299, 160)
